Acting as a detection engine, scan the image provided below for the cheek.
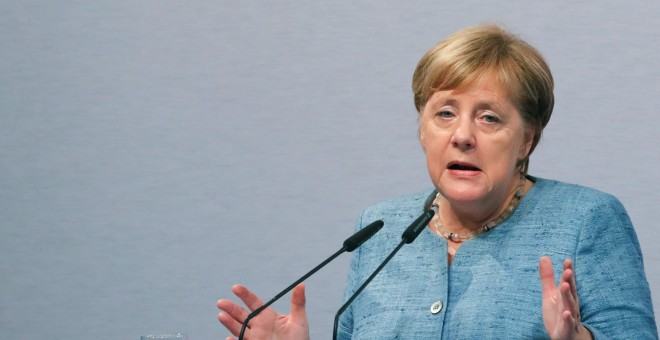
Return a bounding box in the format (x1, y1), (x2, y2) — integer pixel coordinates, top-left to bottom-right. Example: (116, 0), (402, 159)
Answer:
(487, 139), (524, 173)
(418, 128), (426, 151)
(420, 130), (446, 158)
(499, 128), (531, 161)
(423, 140), (449, 176)
(418, 119), (433, 149)
(425, 153), (444, 179)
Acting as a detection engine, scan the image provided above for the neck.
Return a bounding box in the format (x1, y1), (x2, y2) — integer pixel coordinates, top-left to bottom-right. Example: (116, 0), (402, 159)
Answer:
(438, 174), (527, 232)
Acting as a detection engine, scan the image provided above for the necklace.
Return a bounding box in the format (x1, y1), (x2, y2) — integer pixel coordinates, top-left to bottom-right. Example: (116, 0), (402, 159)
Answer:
(432, 174), (527, 244)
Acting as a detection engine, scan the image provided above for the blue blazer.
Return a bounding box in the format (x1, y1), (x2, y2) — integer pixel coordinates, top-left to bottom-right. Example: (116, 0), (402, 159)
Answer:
(337, 177), (657, 339)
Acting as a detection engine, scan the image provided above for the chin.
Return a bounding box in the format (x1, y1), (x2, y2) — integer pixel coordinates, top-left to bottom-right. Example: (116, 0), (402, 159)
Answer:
(436, 177), (492, 204)
(446, 191), (488, 205)
(438, 185), (487, 204)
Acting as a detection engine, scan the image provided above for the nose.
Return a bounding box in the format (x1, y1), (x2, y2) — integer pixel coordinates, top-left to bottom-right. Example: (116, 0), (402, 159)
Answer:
(450, 118), (475, 150)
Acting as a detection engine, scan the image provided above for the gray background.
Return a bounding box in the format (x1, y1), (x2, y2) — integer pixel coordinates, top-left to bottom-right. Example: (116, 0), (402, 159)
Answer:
(1, 1), (659, 339)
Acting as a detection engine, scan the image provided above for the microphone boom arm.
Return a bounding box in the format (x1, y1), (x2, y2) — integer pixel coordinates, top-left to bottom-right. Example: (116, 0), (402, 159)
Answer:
(237, 219), (384, 340)
(332, 210), (435, 340)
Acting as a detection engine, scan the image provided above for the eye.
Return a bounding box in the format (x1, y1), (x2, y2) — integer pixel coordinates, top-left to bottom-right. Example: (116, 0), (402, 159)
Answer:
(435, 110), (454, 119)
(481, 113), (500, 123)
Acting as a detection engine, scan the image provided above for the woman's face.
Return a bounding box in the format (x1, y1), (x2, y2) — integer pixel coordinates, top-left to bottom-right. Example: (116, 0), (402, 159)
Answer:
(419, 74), (533, 213)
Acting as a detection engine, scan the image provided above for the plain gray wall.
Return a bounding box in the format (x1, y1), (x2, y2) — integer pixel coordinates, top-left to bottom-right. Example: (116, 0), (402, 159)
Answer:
(1, 1), (659, 339)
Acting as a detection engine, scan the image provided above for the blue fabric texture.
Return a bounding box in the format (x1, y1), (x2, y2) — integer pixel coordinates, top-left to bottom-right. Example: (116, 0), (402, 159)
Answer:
(337, 177), (658, 339)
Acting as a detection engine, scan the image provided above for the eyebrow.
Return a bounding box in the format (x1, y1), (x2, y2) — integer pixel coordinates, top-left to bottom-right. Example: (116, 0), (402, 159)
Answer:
(475, 101), (505, 113)
(431, 96), (506, 113)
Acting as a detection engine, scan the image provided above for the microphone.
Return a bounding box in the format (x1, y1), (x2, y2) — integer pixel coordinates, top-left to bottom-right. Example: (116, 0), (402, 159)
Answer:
(332, 209), (436, 340)
(238, 219), (384, 340)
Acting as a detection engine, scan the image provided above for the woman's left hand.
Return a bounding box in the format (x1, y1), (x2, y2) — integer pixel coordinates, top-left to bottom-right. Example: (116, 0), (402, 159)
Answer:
(539, 256), (593, 340)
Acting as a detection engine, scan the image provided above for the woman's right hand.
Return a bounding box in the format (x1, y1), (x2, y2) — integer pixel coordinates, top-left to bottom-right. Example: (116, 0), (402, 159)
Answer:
(217, 283), (311, 340)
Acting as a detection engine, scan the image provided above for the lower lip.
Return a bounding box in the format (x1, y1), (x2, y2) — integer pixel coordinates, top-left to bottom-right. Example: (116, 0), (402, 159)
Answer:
(447, 169), (482, 177)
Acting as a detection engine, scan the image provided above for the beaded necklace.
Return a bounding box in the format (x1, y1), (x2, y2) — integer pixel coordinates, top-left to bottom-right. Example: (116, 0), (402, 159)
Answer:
(432, 174), (527, 244)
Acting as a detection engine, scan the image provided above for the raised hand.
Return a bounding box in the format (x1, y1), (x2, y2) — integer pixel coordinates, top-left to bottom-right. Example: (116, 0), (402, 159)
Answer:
(539, 256), (592, 340)
(217, 283), (310, 340)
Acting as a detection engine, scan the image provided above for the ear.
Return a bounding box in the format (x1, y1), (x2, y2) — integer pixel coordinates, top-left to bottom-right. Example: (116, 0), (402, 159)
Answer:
(518, 126), (534, 160)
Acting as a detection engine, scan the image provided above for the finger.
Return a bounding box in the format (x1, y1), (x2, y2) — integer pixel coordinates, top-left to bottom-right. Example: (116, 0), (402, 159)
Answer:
(561, 267), (578, 304)
(290, 283), (308, 325)
(559, 281), (578, 319)
(539, 256), (557, 297)
(232, 284), (266, 312)
(563, 259), (579, 304)
(217, 299), (250, 323)
(217, 310), (244, 337)
(561, 265), (581, 323)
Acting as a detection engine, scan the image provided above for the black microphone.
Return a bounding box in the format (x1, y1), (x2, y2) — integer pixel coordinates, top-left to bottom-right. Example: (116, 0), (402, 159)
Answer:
(237, 219), (384, 340)
(332, 209), (436, 340)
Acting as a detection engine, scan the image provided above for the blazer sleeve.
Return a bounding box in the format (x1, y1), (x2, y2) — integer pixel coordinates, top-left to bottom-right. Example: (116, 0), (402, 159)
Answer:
(574, 194), (657, 339)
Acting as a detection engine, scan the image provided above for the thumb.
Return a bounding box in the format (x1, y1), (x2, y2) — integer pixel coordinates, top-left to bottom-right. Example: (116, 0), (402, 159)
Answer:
(290, 283), (308, 323)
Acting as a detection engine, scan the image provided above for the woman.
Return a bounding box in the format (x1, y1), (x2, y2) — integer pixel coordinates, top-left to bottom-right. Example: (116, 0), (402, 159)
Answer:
(217, 24), (657, 339)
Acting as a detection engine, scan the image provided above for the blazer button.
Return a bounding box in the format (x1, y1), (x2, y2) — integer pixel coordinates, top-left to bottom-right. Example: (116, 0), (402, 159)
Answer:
(430, 300), (443, 314)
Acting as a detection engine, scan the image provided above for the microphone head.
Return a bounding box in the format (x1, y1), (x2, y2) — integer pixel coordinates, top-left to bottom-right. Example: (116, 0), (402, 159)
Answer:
(343, 220), (384, 252)
(401, 210), (435, 244)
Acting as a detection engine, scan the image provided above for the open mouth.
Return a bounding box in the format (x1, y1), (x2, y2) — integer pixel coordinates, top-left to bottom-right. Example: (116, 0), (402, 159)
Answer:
(447, 162), (481, 171)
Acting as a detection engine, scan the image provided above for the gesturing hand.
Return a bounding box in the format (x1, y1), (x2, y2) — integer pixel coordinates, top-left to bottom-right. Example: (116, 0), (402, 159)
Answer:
(539, 256), (592, 340)
(217, 283), (311, 340)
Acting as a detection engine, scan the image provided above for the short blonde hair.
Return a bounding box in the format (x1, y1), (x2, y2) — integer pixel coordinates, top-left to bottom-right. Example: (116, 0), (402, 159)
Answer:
(412, 24), (554, 172)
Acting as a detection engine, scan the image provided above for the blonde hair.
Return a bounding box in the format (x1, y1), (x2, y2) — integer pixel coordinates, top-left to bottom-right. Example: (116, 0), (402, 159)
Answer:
(412, 24), (554, 173)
